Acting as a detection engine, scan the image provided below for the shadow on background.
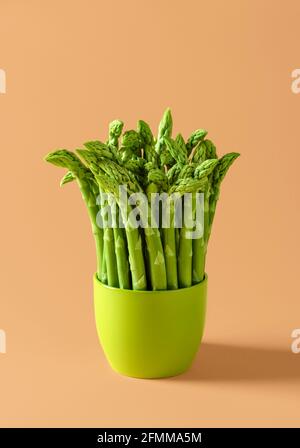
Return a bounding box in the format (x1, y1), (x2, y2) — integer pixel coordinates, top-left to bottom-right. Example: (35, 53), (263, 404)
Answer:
(174, 343), (300, 382)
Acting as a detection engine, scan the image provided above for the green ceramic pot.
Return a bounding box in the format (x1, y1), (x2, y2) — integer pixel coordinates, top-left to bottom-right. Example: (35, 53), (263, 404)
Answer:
(94, 274), (207, 379)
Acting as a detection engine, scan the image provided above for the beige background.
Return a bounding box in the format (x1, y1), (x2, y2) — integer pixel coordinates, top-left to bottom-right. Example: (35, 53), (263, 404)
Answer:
(0, 0), (300, 427)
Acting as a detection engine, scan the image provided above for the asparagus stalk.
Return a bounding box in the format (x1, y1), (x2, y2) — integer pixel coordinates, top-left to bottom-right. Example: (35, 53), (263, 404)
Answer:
(192, 159), (219, 283)
(142, 179), (168, 290)
(119, 130), (143, 164)
(101, 248), (107, 284)
(100, 189), (119, 288)
(167, 163), (182, 184)
(83, 140), (114, 159)
(135, 124), (168, 289)
(143, 225), (167, 290)
(164, 136), (187, 165)
(186, 129), (207, 155)
(60, 171), (75, 185)
(178, 191), (196, 288)
(178, 225), (193, 288)
(113, 206), (131, 289)
(103, 227), (119, 287)
(192, 190), (210, 284)
(160, 136), (187, 289)
(204, 139), (218, 159)
(44, 150), (103, 279)
(137, 119), (157, 165)
(208, 152), (240, 240)
(162, 198), (178, 289)
(165, 135), (187, 185)
(155, 108), (173, 168)
(108, 119), (124, 149)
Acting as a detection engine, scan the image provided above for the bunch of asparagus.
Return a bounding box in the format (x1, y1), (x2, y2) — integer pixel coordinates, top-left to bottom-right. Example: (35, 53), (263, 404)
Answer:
(45, 109), (239, 291)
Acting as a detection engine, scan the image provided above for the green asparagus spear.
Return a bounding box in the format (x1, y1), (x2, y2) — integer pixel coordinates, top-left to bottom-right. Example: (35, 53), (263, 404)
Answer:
(100, 189), (119, 288)
(108, 119), (124, 149)
(162, 197), (178, 289)
(113, 206), (131, 289)
(192, 159), (219, 283)
(155, 108), (174, 169)
(208, 152), (240, 238)
(45, 150), (103, 279)
(60, 171), (75, 186)
(186, 129), (207, 155)
(137, 119), (158, 166)
(164, 136), (187, 166)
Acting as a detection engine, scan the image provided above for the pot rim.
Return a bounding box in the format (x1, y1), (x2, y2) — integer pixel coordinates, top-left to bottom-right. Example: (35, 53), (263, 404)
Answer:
(94, 273), (208, 295)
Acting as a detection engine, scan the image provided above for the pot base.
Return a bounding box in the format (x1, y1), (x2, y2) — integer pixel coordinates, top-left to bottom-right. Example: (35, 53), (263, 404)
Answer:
(108, 363), (193, 379)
